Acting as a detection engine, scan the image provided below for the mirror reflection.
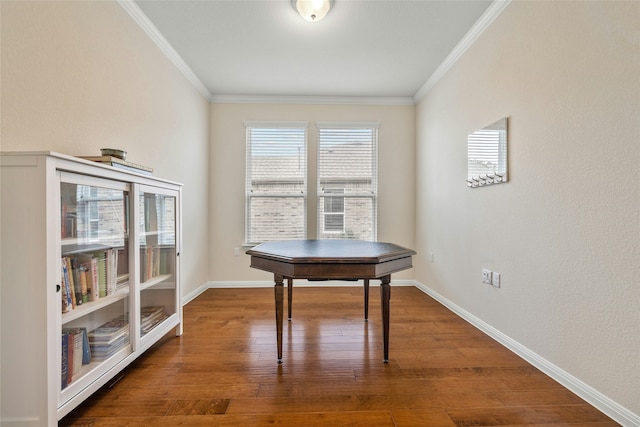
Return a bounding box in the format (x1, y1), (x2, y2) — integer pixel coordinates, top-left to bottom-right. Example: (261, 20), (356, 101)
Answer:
(467, 117), (508, 187)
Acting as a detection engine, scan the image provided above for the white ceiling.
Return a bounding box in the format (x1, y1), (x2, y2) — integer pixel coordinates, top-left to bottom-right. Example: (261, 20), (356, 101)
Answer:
(131, 0), (496, 103)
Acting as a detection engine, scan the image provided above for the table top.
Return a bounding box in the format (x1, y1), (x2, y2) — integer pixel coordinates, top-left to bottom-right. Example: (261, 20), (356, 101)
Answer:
(247, 240), (416, 280)
(246, 239), (416, 264)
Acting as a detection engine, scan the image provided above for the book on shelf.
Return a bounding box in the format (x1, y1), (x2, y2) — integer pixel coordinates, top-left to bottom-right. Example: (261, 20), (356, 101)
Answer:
(71, 330), (82, 377)
(61, 260), (72, 313)
(89, 256), (99, 301)
(140, 306), (168, 336)
(78, 250), (109, 297)
(61, 328), (90, 387)
(147, 247), (157, 281)
(76, 261), (89, 304)
(140, 246), (170, 282)
(84, 249), (113, 296)
(80, 155), (153, 176)
(70, 258), (85, 305)
(88, 317), (130, 362)
(107, 247), (119, 295)
(61, 249), (128, 314)
(81, 328), (91, 364)
(66, 333), (74, 386)
(76, 254), (96, 302)
(90, 250), (108, 298)
(62, 257), (78, 308)
(159, 248), (172, 275)
(61, 334), (69, 390)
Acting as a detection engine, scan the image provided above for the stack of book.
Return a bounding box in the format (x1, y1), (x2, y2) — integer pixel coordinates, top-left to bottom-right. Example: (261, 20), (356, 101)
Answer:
(87, 317), (130, 361)
(140, 306), (168, 336)
(80, 155), (153, 176)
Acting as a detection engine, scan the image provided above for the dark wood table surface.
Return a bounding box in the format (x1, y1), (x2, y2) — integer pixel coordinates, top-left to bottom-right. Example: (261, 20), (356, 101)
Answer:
(246, 239), (416, 363)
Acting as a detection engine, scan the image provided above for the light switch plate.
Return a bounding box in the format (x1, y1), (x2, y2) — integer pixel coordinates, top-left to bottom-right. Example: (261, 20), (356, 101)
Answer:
(492, 272), (501, 288)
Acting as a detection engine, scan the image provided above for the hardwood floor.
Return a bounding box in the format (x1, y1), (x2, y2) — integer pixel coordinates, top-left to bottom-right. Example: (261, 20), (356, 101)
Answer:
(60, 286), (618, 426)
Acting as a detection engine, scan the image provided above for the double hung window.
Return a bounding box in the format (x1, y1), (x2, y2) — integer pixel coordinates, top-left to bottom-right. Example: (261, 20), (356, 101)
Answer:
(245, 122), (307, 245)
(317, 123), (378, 241)
(245, 121), (377, 244)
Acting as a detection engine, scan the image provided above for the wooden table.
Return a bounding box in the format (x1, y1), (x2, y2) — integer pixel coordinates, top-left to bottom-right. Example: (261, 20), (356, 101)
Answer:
(246, 239), (416, 363)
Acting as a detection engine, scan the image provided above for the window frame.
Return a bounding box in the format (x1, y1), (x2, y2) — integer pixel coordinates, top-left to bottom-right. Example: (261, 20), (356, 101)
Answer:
(316, 122), (379, 242)
(244, 121), (308, 245)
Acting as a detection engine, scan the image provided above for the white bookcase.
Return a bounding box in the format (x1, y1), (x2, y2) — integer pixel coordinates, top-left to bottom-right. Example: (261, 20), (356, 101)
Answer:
(0, 152), (183, 426)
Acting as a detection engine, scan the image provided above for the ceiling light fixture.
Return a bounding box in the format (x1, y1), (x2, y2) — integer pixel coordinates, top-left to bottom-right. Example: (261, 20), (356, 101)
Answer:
(293, 0), (332, 22)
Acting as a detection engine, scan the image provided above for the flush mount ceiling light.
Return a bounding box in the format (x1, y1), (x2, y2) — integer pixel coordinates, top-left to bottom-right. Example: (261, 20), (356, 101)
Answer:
(293, 0), (333, 22)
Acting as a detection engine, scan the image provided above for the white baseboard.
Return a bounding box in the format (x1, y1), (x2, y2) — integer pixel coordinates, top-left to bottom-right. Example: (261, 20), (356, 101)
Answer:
(413, 281), (639, 427)
(182, 281), (211, 305)
(181, 279), (394, 306)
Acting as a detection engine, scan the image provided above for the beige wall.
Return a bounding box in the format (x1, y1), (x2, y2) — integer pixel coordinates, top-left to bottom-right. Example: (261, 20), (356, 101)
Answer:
(416, 0), (639, 416)
(209, 103), (416, 282)
(4, 0), (637, 419)
(0, 1), (211, 298)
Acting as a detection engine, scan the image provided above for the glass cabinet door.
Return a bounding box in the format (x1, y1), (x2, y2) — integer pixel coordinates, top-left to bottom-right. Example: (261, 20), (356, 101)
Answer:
(59, 174), (132, 397)
(138, 188), (177, 339)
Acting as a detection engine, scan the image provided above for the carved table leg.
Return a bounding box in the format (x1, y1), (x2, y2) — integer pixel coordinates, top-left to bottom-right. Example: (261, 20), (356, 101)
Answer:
(287, 278), (293, 321)
(364, 279), (370, 321)
(274, 274), (284, 364)
(380, 275), (391, 363)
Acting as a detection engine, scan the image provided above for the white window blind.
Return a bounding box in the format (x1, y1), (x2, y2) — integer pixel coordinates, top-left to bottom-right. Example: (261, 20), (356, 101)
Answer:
(245, 122), (307, 244)
(317, 123), (378, 241)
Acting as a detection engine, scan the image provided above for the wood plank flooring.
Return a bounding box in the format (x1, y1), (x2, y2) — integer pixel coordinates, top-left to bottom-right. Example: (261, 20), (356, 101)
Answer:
(60, 286), (618, 426)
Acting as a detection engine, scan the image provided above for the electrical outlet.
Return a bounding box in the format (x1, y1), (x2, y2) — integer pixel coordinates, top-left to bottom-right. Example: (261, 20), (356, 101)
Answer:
(234, 247), (240, 256)
(482, 268), (492, 285)
(492, 272), (501, 288)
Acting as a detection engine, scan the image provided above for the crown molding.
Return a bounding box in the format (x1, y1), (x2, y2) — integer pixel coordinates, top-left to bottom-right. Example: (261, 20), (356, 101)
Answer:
(117, 0), (212, 100)
(209, 94), (416, 106)
(243, 120), (309, 128)
(316, 121), (380, 129)
(413, 0), (511, 103)
(119, 0), (507, 106)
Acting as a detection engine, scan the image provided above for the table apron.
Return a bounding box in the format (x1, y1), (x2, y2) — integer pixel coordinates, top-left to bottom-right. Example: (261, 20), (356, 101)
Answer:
(250, 256), (413, 280)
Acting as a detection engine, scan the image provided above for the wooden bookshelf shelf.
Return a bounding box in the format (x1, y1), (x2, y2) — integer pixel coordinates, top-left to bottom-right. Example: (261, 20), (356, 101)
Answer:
(61, 288), (130, 325)
(140, 274), (172, 291)
(60, 241), (116, 256)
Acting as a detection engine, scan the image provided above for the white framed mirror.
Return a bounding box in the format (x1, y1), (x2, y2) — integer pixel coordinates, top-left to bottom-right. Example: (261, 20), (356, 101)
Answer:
(467, 117), (508, 188)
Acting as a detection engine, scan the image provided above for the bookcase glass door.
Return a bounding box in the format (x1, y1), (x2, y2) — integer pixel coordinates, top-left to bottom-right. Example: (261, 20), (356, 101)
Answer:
(59, 176), (132, 397)
(138, 189), (177, 338)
